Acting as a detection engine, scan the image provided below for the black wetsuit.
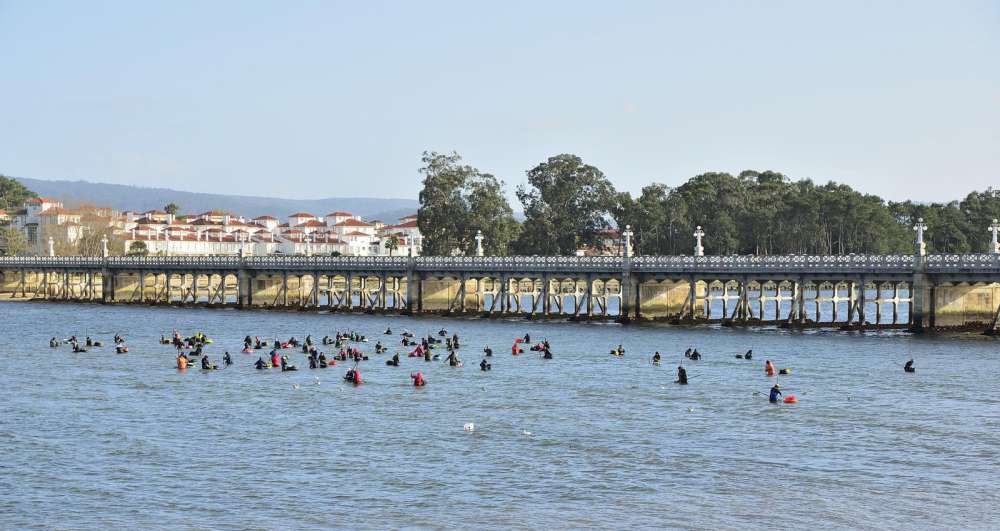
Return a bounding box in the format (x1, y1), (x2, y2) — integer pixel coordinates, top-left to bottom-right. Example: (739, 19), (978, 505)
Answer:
(676, 367), (688, 385)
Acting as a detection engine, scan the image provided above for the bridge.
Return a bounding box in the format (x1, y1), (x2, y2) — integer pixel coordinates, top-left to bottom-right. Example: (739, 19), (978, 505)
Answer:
(2, 252), (999, 332)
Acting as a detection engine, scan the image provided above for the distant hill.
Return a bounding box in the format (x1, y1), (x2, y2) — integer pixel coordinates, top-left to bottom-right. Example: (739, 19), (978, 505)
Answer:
(14, 177), (418, 223)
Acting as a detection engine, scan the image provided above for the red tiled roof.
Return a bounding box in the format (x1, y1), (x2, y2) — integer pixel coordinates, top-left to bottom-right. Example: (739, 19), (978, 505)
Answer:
(191, 219), (220, 226)
(288, 212), (315, 218)
(325, 211), (353, 217)
(39, 207), (78, 217)
(27, 197), (57, 205)
(296, 220), (327, 228)
(253, 215), (277, 220)
(200, 210), (235, 216)
(334, 219), (371, 227)
(344, 230), (370, 237)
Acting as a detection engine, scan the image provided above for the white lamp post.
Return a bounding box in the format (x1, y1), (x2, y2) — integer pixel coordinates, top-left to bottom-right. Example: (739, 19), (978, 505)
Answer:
(913, 217), (927, 256)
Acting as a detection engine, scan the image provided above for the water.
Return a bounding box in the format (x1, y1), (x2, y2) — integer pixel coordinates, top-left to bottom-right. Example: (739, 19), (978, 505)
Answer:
(1, 302), (998, 530)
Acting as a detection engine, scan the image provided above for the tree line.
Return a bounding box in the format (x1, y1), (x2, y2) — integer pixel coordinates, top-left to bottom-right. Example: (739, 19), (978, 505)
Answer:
(416, 153), (1000, 256)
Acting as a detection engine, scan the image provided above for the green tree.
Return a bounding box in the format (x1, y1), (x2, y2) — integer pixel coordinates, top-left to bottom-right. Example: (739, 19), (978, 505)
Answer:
(0, 175), (37, 211)
(515, 154), (616, 255)
(126, 241), (149, 256)
(383, 234), (400, 256)
(164, 203), (180, 215)
(0, 226), (27, 256)
(417, 151), (520, 255)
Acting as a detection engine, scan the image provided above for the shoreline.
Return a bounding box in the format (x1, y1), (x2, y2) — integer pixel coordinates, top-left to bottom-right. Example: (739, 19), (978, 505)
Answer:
(2, 298), (996, 338)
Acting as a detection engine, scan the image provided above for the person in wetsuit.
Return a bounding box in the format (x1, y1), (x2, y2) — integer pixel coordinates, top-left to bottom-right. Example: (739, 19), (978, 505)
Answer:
(319, 353), (328, 368)
(280, 355), (297, 371)
(483, 346), (493, 357)
(411, 371), (426, 387)
(744, 349), (753, 360)
(480, 359), (491, 371)
(689, 349), (701, 361)
(676, 366), (688, 385)
(223, 352), (232, 366)
(255, 357), (267, 370)
(386, 352), (400, 366)
(201, 355), (216, 370)
(904, 359), (915, 373)
(446, 351), (461, 367)
(769, 384), (782, 403)
(652, 352), (661, 364)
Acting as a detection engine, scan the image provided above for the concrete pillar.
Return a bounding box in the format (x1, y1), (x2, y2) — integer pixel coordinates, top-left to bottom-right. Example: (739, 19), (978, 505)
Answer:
(739, 277), (749, 323)
(586, 275), (594, 317)
(687, 276), (697, 321)
(281, 272), (289, 307)
(542, 275), (551, 316)
(797, 277), (806, 324)
(892, 282), (899, 325)
(857, 277), (867, 328)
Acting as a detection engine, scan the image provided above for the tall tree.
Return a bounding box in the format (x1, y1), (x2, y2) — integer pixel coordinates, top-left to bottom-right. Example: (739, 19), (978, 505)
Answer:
(515, 154), (616, 255)
(0, 226), (27, 256)
(417, 151), (519, 256)
(0, 175), (37, 211)
(164, 203), (180, 215)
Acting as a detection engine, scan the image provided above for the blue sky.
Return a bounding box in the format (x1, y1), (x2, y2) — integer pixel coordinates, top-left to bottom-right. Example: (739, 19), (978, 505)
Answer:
(1, 0), (997, 202)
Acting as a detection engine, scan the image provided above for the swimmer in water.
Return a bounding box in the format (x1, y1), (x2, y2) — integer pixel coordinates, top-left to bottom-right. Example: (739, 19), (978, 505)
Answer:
(652, 352), (661, 364)
(904, 359), (915, 373)
(676, 366), (688, 385)
(769, 384), (782, 403)
(480, 359), (491, 371)
(223, 352), (232, 366)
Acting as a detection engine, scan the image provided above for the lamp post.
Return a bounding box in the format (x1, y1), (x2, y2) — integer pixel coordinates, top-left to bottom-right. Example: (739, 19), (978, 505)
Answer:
(48, 237), (55, 257)
(101, 235), (109, 258)
(475, 230), (484, 257)
(913, 217), (927, 257)
(693, 226), (705, 257)
(990, 219), (1000, 255)
(621, 225), (633, 258)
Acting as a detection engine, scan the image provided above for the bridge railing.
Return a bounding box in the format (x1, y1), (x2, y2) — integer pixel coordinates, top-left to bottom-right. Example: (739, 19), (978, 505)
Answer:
(415, 255), (624, 272)
(0, 256), (106, 267)
(632, 254), (916, 272)
(1, 254), (998, 274)
(243, 255), (410, 270)
(925, 254), (1000, 272)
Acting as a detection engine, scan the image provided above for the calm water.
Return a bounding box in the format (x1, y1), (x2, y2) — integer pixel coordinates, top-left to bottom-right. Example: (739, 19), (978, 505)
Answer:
(1, 302), (998, 530)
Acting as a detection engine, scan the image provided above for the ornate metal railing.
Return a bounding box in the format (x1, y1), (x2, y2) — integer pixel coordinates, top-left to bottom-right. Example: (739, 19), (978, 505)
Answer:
(0, 254), (998, 275)
(415, 255), (624, 272)
(924, 254), (1000, 272)
(632, 254), (916, 272)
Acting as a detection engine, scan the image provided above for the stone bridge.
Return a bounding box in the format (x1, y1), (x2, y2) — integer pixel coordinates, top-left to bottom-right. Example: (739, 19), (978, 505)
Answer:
(2, 253), (1000, 332)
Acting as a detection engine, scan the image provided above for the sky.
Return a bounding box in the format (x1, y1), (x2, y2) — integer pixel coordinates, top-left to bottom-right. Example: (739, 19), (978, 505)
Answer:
(1, 0), (997, 203)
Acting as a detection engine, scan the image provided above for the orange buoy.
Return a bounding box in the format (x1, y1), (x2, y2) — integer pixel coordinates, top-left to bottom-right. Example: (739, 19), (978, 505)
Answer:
(784, 396), (797, 404)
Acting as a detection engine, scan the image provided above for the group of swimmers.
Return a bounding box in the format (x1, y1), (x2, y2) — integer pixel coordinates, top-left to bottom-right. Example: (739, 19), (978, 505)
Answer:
(51, 334), (128, 353)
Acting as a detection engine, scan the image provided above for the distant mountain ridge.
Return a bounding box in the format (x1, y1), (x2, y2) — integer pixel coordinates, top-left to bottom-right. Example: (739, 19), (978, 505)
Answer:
(14, 177), (419, 223)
